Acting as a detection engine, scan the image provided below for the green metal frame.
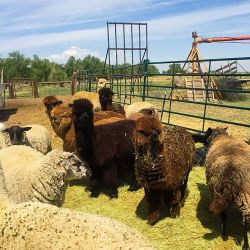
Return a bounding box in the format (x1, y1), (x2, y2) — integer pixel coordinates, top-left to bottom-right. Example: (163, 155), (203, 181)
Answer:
(77, 56), (250, 133)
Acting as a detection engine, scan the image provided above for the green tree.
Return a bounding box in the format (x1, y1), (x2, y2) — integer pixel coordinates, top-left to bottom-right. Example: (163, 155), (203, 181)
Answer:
(48, 64), (67, 81)
(165, 63), (183, 74)
(30, 55), (51, 81)
(4, 51), (31, 80)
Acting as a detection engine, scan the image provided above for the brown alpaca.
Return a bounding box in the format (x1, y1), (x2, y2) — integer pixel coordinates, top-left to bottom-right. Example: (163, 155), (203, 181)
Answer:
(205, 127), (250, 249)
(43, 96), (63, 116)
(72, 99), (139, 198)
(50, 106), (125, 157)
(133, 117), (195, 225)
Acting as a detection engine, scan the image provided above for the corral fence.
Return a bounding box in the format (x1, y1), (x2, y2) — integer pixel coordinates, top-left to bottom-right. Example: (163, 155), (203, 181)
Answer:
(4, 79), (72, 98)
(73, 56), (250, 137)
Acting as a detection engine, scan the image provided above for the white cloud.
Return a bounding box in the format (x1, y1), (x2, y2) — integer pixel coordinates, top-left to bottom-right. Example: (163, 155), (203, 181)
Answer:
(46, 46), (103, 64)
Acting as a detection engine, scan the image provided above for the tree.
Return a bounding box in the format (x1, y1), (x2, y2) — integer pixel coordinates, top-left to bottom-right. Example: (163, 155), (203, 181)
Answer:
(164, 63), (183, 74)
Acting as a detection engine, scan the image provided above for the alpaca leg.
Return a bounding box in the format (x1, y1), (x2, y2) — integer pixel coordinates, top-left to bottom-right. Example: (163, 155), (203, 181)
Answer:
(180, 176), (189, 207)
(144, 188), (162, 225)
(242, 220), (249, 250)
(102, 160), (118, 198)
(90, 164), (101, 198)
(170, 189), (182, 218)
(220, 211), (228, 241)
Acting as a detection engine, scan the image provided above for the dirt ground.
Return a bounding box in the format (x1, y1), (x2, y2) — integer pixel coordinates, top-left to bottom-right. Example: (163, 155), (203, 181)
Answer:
(0, 96), (73, 150)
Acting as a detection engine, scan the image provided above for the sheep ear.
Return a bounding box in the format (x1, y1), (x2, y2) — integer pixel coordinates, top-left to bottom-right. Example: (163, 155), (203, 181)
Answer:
(22, 127), (32, 132)
(2, 128), (10, 133)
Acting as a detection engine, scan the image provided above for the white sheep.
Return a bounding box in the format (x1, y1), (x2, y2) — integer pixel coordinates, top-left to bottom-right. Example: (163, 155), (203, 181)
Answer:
(0, 162), (154, 250)
(0, 124), (52, 154)
(125, 101), (158, 118)
(0, 201), (154, 250)
(0, 145), (91, 206)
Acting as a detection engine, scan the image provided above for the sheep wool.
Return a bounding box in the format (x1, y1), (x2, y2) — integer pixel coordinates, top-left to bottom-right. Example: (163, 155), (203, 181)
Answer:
(0, 201), (155, 250)
(0, 145), (91, 206)
(125, 101), (157, 118)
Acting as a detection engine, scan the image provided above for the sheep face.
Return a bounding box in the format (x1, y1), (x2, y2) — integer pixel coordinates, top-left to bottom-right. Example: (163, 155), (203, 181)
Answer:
(98, 87), (114, 107)
(60, 152), (91, 181)
(134, 117), (163, 147)
(3, 125), (31, 145)
(72, 99), (94, 129)
(43, 96), (63, 113)
(50, 106), (72, 135)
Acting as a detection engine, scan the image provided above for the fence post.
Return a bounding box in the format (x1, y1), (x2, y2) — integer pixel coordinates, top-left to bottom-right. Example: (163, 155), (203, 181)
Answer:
(88, 69), (92, 92)
(111, 65), (114, 92)
(142, 59), (149, 101)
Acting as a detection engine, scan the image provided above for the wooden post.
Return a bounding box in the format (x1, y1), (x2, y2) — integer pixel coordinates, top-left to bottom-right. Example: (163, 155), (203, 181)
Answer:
(32, 81), (39, 98)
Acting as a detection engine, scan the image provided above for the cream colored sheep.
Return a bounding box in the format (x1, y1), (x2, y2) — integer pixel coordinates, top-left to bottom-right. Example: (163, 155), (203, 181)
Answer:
(125, 101), (158, 118)
(0, 145), (91, 206)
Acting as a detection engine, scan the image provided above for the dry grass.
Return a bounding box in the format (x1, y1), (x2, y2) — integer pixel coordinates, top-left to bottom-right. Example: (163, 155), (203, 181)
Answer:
(2, 96), (248, 250)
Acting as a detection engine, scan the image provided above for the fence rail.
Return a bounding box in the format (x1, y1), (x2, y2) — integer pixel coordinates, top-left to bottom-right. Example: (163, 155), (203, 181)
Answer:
(74, 56), (250, 136)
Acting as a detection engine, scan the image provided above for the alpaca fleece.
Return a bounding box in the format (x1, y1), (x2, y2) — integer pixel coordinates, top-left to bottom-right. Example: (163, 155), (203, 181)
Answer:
(205, 130), (250, 248)
(0, 145), (91, 206)
(134, 117), (195, 225)
(72, 99), (138, 198)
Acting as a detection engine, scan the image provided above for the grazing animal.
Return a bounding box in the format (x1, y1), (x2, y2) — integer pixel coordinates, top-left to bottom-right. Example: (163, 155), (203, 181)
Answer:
(97, 78), (107, 91)
(1, 124), (51, 154)
(49, 105), (125, 156)
(43, 95), (63, 115)
(205, 127), (250, 249)
(0, 145), (91, 206)
(72, 98), (138, 198)
(126, 101), (158, 118)
(133, 117), (195, 225)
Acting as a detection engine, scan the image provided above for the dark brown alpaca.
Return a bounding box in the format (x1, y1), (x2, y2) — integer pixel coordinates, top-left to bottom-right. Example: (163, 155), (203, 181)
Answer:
(133, 117), (195, 225)
(72, 98), (138, 198)
(205, 127), (250, 249)
(98, 87), (125, 115)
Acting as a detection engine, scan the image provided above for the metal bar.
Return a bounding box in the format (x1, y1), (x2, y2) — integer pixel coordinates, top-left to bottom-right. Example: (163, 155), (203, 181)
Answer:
(108, 22), (147, 25)
(167, 62), (176, 124)
(202, 60), (211, 131)
(148, 56), (250, 64)
(162, 110), (250, 128)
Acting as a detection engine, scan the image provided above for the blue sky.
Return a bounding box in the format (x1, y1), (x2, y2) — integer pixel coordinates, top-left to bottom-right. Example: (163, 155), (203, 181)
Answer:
(1, 0), (250, 70)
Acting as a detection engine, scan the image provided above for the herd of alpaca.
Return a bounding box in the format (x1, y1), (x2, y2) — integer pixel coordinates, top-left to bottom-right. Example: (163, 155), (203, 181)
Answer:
(0, 85), (249, 249)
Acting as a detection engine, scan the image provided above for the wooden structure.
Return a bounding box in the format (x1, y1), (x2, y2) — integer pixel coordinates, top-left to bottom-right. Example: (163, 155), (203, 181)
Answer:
(8, 78), (39, 98)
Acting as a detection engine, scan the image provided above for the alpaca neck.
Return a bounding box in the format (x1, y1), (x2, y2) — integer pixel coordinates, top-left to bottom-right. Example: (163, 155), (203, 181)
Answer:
(75, 121), (95, 164)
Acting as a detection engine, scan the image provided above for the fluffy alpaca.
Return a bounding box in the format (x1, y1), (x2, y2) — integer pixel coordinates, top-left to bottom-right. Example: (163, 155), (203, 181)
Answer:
(205, 127), (250, 249)
(50, 105), (125, 156)
(133, 117), (195, 225)
(72, 98), (138, 198)
(0, 145), (91, 206)
(0, 124), (52, 154)
(43, 95), (63, 115)
(125, 101), (158, 118)
(98, 87), (125, 115)
(97, 78), (107, 91)
(72, 91), (101, 111)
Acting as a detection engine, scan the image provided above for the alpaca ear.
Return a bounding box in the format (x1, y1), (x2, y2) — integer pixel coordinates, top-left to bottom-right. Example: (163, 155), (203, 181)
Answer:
(223, 127), (228, 131)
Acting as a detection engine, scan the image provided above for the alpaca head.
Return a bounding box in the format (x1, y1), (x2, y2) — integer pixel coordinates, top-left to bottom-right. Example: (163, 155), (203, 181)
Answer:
(134, 116), (163, 150)
(3, 125), (32, 145)
(43, 96), (63, 114)
(97, 78), (107, 90)
(139, 107), (159, 118)
(58, 151), (92, 181)
(206, 127), (228, 146)
(50, 106), (72, 135)
(98, 87), (114, 109)
(72, 99), (94, 129)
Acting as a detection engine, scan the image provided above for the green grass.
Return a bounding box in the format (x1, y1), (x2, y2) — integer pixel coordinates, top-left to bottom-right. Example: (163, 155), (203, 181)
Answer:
(63, 166), (243, 250)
